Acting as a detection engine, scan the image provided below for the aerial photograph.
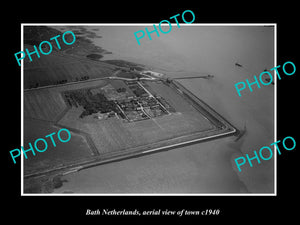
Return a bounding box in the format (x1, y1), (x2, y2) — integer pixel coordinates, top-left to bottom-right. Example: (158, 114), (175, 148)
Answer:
(22, 24), (275, 194)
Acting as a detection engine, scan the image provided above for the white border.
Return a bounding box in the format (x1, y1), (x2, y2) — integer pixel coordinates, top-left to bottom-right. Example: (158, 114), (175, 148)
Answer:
(21, 24), (24, 194)
(21, 23), (277, 196)
(274, 24), (277, 196)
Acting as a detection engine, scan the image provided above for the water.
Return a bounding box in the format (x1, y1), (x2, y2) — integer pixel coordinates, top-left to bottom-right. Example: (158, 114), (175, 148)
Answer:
(53, 25), (275, 194)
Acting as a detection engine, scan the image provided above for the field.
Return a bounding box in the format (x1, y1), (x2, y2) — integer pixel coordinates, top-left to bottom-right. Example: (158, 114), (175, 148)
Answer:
(24, 118), (94, 175)
(24, 88), (66, 121)
(24, 80), (109, 176)
(145, 81), (200, 113)
(24, 50), (116, 89)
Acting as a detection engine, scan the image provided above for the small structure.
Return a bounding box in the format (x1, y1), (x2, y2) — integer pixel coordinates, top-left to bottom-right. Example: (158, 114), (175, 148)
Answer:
(140, 70), (164, 78)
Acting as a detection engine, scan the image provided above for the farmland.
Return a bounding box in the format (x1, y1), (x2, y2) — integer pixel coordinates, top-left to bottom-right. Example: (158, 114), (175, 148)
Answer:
(24, 88), (66, 121)
(24, 118), (94, 175)
(24, 51), (116, 89)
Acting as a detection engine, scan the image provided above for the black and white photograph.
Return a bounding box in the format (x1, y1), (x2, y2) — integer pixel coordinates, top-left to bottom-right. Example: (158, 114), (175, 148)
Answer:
(3, 5), (298, 223)
(21, 24), (275, 194)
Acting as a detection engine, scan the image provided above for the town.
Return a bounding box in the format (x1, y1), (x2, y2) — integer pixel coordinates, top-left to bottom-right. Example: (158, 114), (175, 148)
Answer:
(63, 79), (174, 123)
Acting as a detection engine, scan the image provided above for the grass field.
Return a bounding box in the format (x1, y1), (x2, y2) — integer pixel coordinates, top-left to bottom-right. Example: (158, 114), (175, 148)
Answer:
(24, 88), (66, 121)
(24, 79), (108, 120)
(23, 80), (109, 175)
(24, 51), (116, 89)
(146, 81), (200, 113)
(24, 118), (94, 175)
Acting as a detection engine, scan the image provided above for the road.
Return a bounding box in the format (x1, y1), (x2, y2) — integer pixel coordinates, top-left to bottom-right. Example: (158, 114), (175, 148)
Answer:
(24, 69), (157, 92)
